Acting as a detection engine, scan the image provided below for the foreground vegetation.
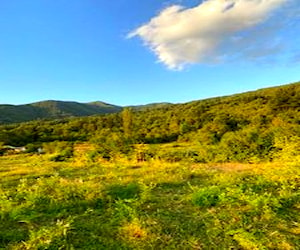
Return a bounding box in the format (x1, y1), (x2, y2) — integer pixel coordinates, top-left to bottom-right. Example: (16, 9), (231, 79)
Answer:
(0, 150), (299, 249)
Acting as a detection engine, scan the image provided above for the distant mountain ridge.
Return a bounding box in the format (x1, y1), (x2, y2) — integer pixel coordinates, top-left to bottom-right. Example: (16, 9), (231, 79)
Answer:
(0, 100), (123, 124)
(128, 102), (173, 111)
(0, 100), (175, 124)
(1, 81), (299, 124)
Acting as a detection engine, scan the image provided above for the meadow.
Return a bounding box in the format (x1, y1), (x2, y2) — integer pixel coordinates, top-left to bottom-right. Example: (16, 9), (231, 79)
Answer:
(0, 83), (300, 249)
(0, 146), (299, 249)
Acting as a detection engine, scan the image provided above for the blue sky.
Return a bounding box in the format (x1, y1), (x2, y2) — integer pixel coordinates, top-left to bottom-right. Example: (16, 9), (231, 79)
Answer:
(0, 0), (299, 106)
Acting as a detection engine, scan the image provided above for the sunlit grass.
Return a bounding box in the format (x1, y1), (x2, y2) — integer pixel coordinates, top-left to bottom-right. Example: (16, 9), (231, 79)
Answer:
(0, 153), (299, 249)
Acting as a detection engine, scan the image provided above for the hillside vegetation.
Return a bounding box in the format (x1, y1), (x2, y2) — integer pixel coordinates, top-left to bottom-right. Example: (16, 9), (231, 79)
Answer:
(0, 82), (299, 163)
(0, 100), (122, 124)
(0, 82), (299, 249)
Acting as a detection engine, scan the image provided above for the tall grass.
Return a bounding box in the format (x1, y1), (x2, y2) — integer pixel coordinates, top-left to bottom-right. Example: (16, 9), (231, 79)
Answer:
(0, 153), (299, 249)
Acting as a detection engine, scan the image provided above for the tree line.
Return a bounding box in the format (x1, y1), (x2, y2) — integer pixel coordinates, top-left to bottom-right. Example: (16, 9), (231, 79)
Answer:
(0, 82), (299, 163)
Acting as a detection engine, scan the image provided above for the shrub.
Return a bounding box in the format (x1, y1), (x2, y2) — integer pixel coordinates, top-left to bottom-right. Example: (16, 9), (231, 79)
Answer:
(50, 148), (73, 162)
(25, 143), (41, 153)
(192, 186), (223, 207)
(46, 142), (74, 162)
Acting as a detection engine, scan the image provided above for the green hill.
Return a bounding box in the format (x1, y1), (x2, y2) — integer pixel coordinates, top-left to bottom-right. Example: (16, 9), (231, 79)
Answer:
(129, 102), (173, 111)
(0, 100), (122, 124)
(0, 81), (299, 162)
(0, 100), (174, 124)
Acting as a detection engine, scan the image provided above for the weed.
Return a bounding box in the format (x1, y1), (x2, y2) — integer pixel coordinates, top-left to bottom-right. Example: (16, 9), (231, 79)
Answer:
(192, 186), (223, 207)
(0, 154), (299, 249)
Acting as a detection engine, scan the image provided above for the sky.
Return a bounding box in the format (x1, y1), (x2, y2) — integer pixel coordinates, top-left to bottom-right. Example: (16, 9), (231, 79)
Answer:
(0, 0), (300, 106)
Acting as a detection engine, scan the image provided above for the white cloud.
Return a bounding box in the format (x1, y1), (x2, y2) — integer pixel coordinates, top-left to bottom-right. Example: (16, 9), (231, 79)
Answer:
(128, 0), (291, 70)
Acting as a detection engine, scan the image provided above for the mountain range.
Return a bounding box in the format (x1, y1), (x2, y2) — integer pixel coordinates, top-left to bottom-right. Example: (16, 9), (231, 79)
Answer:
(0, 101), (123, 124)
(1, 81), (299, 124)
(0, 100), (173, 124)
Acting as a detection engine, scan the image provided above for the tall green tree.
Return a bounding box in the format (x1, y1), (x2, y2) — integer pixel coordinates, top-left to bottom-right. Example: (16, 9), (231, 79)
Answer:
(122, 108), (133, 138)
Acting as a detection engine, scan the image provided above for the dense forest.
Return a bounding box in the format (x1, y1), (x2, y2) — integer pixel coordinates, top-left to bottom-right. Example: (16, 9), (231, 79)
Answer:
(0, 82), (299, 163)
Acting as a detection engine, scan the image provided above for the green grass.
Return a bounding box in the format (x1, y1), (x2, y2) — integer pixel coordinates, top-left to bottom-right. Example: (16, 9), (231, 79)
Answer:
(0, 154), (299, 249)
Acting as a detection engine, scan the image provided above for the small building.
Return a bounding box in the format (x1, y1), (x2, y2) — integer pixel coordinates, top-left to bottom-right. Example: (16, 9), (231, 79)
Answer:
(2, 145), (27, 153)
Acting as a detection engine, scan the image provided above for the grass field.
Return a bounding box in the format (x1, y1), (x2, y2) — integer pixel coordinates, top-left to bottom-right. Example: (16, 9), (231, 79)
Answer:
(0, 152), (299, 249)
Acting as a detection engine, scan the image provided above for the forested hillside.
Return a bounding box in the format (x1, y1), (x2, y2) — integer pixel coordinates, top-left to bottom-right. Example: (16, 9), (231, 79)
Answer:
(0, 82), (299, 163)
(0, 100), (122, 124)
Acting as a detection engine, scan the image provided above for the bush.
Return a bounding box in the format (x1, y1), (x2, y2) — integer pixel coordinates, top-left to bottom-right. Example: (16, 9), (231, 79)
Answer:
(50, 147), (73, 162)
(192, 186), (223, 207)
(25, 143), (41, 153)
(92, 132), (133, 160)
(158, 149), (202, 163)
(46, 141), (74, 162)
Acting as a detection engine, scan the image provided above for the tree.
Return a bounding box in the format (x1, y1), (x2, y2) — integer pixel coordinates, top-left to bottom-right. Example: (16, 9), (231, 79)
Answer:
(122, 108), (133, 139)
